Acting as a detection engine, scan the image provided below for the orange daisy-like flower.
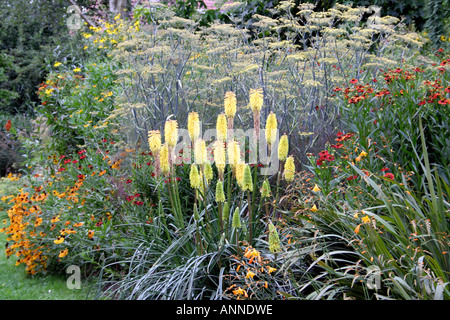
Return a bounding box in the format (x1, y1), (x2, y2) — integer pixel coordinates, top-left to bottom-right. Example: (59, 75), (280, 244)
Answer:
(59, 248), (69, 258)
(54, 236), (65, 244)
(87, 230), (95, 239)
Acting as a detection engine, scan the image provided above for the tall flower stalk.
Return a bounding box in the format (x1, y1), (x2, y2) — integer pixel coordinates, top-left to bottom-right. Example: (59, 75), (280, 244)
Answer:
(224, 91), (236, 141)
(146, 90), (297, 257)
(276, 134), (289, 203)
(163, 120), (184, 230)
(265, 112), (277, 158)
(249, 88), (263, 149)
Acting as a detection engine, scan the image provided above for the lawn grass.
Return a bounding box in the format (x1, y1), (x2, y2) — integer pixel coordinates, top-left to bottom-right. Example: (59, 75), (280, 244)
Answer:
(0, 230), (94, 300)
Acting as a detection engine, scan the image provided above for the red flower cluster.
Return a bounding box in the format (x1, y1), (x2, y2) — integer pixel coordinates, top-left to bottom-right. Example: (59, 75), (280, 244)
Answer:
(383, 68), (414, 83)
(374, 89), (391, 97)
(330, 143), (344, 149)
(335, 132), (354, 142)
(383, 172), (394, 180)
(422, 78), (450, 105)
(126, 193), (141, 202)
(316, 150), (334, 166)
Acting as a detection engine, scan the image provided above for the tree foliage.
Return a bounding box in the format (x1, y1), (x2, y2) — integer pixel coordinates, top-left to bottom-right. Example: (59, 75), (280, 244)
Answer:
(0, 0), (86, 114)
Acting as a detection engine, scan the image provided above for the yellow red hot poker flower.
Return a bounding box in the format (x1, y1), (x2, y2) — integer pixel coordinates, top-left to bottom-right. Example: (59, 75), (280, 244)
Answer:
(249, 88), (263, 143)
(265, 112), (277, 147)
(216, 113), (227, 142)
(187, 111), (200, 142)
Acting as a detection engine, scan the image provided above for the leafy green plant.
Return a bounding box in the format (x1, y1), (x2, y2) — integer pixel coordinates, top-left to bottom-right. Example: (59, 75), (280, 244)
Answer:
(277, 55), (450, 299)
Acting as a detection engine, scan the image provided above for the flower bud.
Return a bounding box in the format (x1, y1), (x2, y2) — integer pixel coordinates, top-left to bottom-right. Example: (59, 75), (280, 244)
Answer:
(278, 134), (289, 162)
(189, 164), (201, 189)
(216, 113), (227, 142)
(283, 155), (295, 182)
(215, 180), (225, 203)
(232, 207), (241, 228)
(260, 179), (271, 198)
(193, 203), (200, 221)
(268, 223), (281, 253)
(243, 164), (253, 191)
(265, 112), (277, 146)
(160, 144), (170, 175)
(204, 161), (213, 183)
(222, 201), (230, 222)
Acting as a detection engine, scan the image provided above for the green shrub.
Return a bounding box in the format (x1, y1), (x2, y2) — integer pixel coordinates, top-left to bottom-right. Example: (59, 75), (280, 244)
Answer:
(277, 49), (450, 300)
